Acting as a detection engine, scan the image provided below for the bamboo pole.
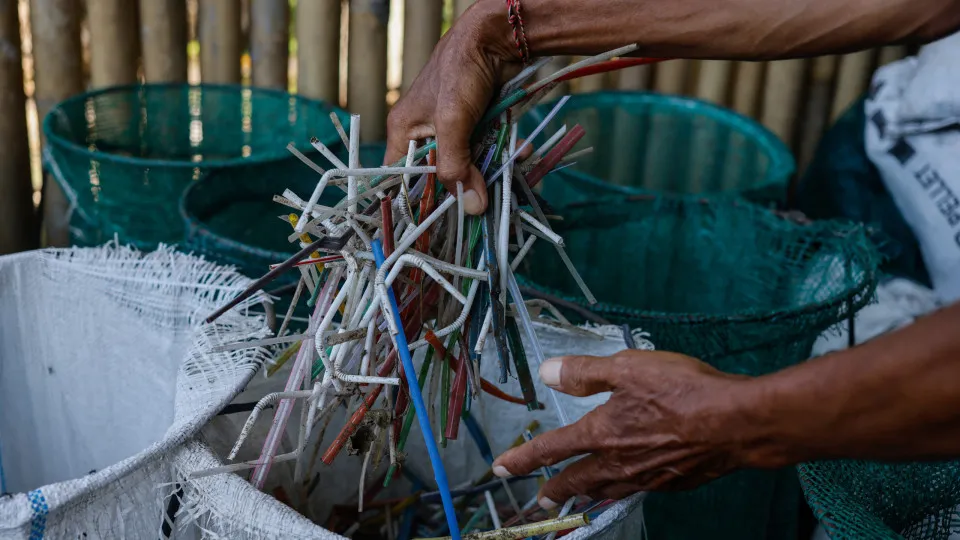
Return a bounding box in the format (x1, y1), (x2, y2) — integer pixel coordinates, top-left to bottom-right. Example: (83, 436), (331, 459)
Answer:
(760, 59), (806, 147)
(199, 0), (241, 83)
(88, 0), (140, 87)
(878, 45), (908, 67)
(297, 0), (340, 102)
(653, 59), (689, 95)
(616, 64), (651, 91)
(250, 0), (289, 89)
(454, 0), (472, 20)
(830, 50), (873, 121)
(797, 55), (838, 170)
(572, 56), (606, 93)
(731, 61), (765, 118)
(687, 60), (733, 193)
(0, 0), (35, 254)
(32, 0), (83, 247)
(401, 0), (442, 93)
(694, 60), (732, 105)
(645, 61), (694, 191)
(348, 0), (389, 141)
(539, 56), (569, 102)
(140, 0), (188, 82)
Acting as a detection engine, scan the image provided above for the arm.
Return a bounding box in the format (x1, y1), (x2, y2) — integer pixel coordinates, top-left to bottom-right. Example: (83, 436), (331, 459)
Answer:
(470, 0), (960, 61)
(385, 0), (960, 214)
(748, 300), (960, 466)
(491, 302), (960, 508)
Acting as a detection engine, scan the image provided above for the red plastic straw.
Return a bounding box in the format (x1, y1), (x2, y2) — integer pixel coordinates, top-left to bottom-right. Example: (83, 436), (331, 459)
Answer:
(381, 195), (395, 257)
(322, 349), (399, 465)
(412, 149), (438, 283)
(424, 331), (534, 408)
(526, 124), (587, 188)
(444, 334), (470, 439)
(555, 57), (668, 83)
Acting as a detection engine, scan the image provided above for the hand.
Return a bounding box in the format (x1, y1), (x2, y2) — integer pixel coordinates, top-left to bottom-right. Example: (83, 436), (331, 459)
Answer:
(491, 351), (762, 509)
(384, 1), (521, 215)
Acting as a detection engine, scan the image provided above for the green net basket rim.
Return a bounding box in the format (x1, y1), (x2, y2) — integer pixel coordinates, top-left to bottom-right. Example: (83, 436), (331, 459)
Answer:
(178, 168), (309, 265)
(519, 196), (879, 328)
(42, 82), (350, 170)
(523, 90), (797, 195)
(177, 142), (388, 267)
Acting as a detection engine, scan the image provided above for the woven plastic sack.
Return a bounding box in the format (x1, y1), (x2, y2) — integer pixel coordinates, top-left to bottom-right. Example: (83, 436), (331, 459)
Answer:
(518, 91), (796, 208)
(516, 195), (881, 539)
(181, 144), (388, 282)
(865, 36), (960, 304)
(43, 83), (348, 249)
(0, 242), (271, 538)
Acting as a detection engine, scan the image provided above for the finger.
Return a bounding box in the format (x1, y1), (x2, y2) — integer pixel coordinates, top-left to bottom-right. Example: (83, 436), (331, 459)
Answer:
(536, 455), (621, 510)
(593, 481), (644, 502)
(384, 105), (436, 166)
(434, 56), (497, 215)
(611, 455), (718, 493)
(516, 138), (533, 161)
(435, 118), (486, 215)
(539, 355), (622, 397)
(492, 417), (595, 478)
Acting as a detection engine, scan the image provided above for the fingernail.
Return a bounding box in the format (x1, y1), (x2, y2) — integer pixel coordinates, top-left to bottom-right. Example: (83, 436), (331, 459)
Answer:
(538, 496), (558, 510)
(461, 189), (483, 215)
(540, 358), (562, 387)
(492, 465), (512, 478)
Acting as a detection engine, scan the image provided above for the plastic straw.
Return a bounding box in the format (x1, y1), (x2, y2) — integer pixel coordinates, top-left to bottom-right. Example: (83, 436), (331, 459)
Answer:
(373, 240), (460, 540)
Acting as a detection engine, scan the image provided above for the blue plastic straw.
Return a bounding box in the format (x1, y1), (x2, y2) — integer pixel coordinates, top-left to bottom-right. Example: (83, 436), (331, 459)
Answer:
(462, 410), (495, 465)
(372, 240), (461, 540)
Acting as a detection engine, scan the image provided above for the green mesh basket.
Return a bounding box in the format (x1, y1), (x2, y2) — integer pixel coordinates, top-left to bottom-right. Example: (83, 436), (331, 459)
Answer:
(518, 92), (796, 208)
(798, 460), (960, 539)
(43, 83), (349, 249)
(180, 143), (387, 281)
(516, 195), (880, 539)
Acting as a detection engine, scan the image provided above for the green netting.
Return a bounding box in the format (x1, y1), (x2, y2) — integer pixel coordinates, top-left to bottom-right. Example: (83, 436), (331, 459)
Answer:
(798, 460), (960, 539)
(43, 83), (349, 249)
(796, 96), (930, 287)
(516, 195), (880, 539)
(180, 143), (387, 281)
(517, 91), (796, 208)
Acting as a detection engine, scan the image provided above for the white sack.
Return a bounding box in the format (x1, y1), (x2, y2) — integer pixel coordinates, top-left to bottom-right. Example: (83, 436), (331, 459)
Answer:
(865, 30), (960, 303)
(0, 243), (271, 539)
(811, 278), (941, 356)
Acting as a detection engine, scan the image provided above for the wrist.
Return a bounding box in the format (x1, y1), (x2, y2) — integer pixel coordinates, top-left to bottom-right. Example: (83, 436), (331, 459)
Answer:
(716, 373), (819, 470)
(461, 0), (524, 64)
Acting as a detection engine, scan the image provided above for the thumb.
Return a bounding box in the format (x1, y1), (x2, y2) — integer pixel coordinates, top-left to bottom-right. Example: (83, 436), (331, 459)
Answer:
(539, 355), (621, 397)
(434, 127), (487, 215)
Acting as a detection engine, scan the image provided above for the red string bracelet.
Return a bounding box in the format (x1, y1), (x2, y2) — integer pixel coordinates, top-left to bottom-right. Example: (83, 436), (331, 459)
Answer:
(505, 0), (530, 64)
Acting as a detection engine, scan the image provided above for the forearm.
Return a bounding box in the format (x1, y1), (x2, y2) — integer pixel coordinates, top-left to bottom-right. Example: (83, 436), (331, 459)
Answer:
(466, 0), (960, 61)
(742, 301), (960, 467)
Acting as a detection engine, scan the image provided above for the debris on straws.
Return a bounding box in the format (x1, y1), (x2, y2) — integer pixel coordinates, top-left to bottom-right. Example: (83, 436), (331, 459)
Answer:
(197, 45), (653, 539)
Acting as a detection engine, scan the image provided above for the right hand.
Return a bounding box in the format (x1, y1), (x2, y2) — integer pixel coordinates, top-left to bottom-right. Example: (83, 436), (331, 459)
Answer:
(492, 352), (763, 507)
(384, 0), (522, 215)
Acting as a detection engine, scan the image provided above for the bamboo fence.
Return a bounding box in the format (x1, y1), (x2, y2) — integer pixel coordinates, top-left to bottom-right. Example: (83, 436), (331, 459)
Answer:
(0, 0), (910, 254)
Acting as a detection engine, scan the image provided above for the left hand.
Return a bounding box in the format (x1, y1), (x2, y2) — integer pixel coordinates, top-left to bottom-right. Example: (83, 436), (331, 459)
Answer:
(491, 351), (764, 509)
